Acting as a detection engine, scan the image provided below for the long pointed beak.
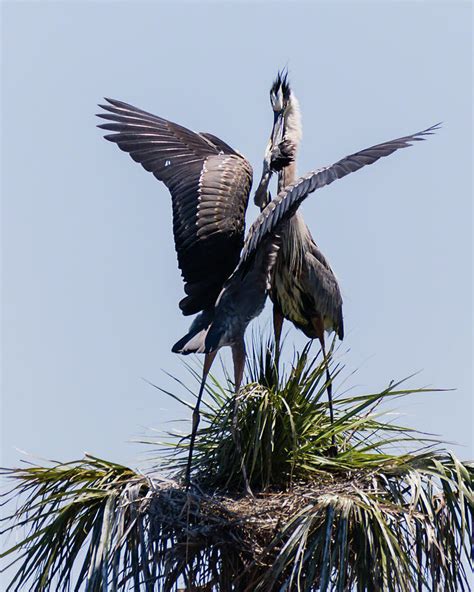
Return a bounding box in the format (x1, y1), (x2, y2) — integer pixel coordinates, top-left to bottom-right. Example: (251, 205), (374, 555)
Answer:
(253, 165), (272, 209)
(270, 111), (285, 152)
(253, 111), (285, 209)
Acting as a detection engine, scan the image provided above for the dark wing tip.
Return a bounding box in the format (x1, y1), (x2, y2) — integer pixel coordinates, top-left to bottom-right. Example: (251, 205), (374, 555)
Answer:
(103, 97), (126, 108)
(96, 100), (121, 120)
(95, 122), (117, 138)
(102, 133), (120, 142)
(97, 97), (148, 117)
(96, 98), (136, 128)
(412, 122), (442, 140)
(97, 98), (120, 110)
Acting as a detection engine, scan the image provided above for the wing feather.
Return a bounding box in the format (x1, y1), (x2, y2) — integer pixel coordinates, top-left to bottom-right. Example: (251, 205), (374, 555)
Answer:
(240, 124), (440, 266)
(97, 98), (253, 314)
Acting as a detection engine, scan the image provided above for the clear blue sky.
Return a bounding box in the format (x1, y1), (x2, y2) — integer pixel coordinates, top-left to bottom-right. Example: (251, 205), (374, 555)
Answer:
(2, 1), (472, 481)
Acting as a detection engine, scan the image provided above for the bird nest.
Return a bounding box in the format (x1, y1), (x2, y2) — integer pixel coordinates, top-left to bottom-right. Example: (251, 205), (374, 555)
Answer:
(2, 347), (473, 591)
(67, 459), (470, 592)
(145, 473), (370, 563)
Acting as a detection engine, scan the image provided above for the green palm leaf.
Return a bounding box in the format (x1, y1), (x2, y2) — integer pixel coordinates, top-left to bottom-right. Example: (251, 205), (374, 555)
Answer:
(2, 337), (473, 591)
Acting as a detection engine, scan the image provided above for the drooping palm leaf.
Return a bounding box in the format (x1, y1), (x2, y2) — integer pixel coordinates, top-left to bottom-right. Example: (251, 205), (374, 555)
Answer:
(2, 339), (473, 591)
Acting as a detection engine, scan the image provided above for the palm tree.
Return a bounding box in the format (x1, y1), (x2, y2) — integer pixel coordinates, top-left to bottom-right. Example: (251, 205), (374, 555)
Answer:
(1, 336), (473, 591)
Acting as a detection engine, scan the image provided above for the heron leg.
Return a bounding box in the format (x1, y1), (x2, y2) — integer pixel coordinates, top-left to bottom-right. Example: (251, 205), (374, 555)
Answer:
(185, 350), (217, 489)
(312, 317), (337, 456)
(273, 305), (284, 362)
(231, 340), (253, 496)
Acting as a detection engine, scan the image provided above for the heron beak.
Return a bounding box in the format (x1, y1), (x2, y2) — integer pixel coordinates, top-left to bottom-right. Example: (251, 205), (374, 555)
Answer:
(253, 165), (273, 208)
(253, 111), (285, 208)
(270, 111), (285, 153)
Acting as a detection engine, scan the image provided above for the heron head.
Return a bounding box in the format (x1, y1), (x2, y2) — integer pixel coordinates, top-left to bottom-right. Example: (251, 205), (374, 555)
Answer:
(268, 70), (301, 171)
(270, 70), (291, 114)
(254, 71), (300, 208)
(268, 71), (291, 166)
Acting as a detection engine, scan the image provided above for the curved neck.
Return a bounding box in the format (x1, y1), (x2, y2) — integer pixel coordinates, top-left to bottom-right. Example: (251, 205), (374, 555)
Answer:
(277, 93), (301, 193)
(278, 161), (297, 193)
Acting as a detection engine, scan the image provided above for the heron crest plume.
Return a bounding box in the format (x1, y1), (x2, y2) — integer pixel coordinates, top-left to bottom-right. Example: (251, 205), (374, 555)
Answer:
(270, 70), (291, 110)
(271, 71), (302, 151)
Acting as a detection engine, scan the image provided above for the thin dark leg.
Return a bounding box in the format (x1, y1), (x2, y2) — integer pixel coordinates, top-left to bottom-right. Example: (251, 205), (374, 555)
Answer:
(318, 336), (335, 439)
(273, 305), (284, 362)
(232, 340), (245, 394)
(185, 351), (217, 488)
(312, 318), (337, 456)
(231, 341), (253, 496)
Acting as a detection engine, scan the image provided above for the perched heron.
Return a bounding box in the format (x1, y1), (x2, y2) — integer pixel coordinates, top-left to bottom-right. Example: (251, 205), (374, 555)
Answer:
(256, 72), (344, 451)
(97, 92), (438, 488)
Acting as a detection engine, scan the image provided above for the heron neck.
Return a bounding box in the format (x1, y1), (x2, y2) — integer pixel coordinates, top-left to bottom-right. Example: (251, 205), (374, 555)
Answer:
(278, 162), (297, 193)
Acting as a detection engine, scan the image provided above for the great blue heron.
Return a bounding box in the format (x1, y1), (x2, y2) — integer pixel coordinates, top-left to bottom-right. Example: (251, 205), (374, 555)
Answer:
(97, 93), (438, 489)
(256, 72), (344, 452)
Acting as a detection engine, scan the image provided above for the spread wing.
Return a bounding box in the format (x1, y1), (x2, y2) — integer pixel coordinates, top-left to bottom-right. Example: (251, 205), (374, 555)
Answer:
(240, 124), (440, 267)
(97, 98), (253, 315)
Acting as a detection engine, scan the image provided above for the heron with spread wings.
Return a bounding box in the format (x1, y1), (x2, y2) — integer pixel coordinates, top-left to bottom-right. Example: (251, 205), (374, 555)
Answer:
(97, 81), (438, 489)
(255, 72), (344, 453)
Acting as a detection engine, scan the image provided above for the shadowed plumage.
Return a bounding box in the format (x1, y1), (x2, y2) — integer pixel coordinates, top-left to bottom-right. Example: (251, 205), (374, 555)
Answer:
(259, 72), (344, 449)
(97, 84), (439, 490)
(98, 98), (252, 316)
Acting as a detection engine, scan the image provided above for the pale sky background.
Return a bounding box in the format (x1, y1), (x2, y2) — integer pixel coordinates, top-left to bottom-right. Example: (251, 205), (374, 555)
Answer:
(1, 0), (472, 495)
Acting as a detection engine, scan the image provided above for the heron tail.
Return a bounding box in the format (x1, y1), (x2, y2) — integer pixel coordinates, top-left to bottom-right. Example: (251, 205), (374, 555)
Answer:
(171, 309), (214, 355)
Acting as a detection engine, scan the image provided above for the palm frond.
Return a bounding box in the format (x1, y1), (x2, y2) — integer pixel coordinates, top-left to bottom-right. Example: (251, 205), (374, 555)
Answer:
(163, 342), (448, 491)
(2, 337), (473, 591)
